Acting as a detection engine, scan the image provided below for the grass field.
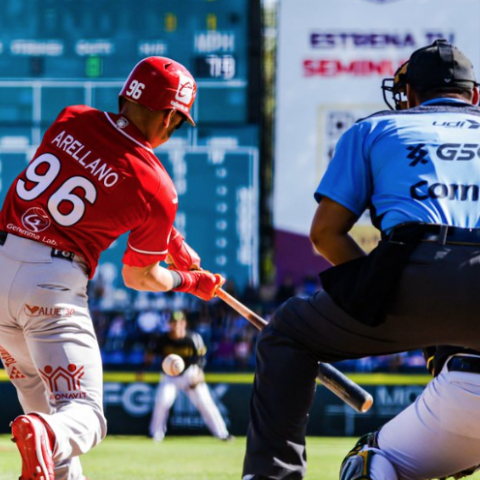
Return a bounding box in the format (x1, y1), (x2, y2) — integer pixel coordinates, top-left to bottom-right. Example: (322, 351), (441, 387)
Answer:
(0, 435), (353, 479)
(2, 435), (480, 479)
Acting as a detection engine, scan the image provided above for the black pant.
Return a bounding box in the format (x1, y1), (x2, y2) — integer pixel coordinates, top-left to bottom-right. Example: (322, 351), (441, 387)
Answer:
(243, 242), (480, 479)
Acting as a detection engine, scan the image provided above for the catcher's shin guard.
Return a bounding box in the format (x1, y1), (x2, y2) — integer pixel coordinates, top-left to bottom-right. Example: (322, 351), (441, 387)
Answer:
(339, 432), (397, 480)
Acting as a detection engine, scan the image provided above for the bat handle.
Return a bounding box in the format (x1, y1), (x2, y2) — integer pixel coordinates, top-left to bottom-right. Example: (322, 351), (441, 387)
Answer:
(216, 288), (268, 329)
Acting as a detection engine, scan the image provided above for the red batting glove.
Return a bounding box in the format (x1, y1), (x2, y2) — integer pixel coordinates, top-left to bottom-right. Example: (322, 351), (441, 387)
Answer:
(168, 227), (201, 270)
(172, 270), (225, 301)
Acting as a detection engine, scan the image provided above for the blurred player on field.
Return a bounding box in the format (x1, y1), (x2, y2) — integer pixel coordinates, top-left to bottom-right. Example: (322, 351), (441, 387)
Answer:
(0, 56), (224, 480)
(147, 310), (233, 442)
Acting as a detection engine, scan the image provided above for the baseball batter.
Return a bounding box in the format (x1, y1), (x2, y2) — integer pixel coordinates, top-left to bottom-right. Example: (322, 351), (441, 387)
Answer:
(0, 57), (225, 480)
(148, 310), (232, 442)
(243, 40), (480, 480)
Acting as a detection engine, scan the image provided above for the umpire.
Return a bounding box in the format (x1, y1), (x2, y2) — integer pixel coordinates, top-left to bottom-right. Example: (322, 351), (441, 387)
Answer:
(243, 40), (480, 480)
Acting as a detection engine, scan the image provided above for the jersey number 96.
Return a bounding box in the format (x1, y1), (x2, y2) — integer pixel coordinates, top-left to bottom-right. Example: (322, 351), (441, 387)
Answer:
(16, 153), (97, 227)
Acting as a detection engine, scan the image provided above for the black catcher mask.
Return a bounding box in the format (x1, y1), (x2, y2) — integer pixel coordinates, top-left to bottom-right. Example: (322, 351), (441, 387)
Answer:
(381, 61), (408, 111)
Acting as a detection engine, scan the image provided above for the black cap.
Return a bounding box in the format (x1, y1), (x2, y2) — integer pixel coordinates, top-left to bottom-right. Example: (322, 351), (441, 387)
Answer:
(169, 310), (186, 322)
(406, 39), (477, 89)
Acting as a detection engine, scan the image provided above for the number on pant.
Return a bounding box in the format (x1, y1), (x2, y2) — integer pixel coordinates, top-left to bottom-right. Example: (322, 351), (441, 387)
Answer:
(16, 153), (97, 226)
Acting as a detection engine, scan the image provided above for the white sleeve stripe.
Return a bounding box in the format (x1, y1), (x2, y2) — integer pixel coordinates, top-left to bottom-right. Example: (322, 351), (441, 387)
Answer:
(128, 242), (168, 255)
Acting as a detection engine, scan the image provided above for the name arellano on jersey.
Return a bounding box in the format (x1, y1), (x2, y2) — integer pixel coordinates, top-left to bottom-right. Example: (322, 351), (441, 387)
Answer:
(51, 130), (121, 189)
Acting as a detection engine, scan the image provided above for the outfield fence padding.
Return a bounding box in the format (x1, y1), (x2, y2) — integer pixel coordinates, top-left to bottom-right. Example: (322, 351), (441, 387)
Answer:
(0, 375), (429, 436)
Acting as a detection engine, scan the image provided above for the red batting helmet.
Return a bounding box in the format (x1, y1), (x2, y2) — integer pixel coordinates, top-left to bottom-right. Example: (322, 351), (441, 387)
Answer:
(119, 56), (197, 126)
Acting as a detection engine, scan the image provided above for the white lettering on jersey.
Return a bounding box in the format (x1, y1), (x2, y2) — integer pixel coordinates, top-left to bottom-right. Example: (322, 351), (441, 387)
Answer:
(51, 130), (120, 188)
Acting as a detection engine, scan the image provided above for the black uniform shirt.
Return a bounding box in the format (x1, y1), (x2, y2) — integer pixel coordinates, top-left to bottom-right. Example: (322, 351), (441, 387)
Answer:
(151, 330), (207, 370)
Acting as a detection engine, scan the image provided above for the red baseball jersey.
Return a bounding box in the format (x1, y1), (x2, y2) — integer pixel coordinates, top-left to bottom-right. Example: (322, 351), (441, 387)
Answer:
(0, 105), (178, 278)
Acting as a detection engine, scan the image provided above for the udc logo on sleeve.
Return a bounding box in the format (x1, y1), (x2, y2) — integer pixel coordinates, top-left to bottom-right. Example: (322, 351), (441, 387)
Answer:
(21, 207), (51, 233)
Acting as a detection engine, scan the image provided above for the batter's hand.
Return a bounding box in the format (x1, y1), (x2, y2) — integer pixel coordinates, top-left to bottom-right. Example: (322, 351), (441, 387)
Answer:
(172, 270), (225, 301)
(167, 227), (201, 271)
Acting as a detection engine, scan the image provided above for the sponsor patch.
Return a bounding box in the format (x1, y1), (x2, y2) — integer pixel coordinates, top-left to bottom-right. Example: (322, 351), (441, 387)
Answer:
(116, 117), (129, 129)
(9, 366), (26, 379)
(40, 363), (86, 400)
(0, 345), (17, 368)
(175, 72), (195, 106)
(24, 304), (76, 318)
(21, 207), (51, 233)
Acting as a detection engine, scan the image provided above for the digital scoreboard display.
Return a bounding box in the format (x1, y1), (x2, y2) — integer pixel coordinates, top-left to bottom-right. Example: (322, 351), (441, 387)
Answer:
(0, 0), (256, 123)
(97, 143), (259, 290)
(0, 0), (261, 291)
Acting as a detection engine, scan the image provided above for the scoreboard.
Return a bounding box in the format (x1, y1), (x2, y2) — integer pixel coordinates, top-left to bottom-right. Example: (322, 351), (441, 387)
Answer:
(0, 0), (258, 124)
(95, 131), (260, 289)
(0, 0), (262, 291)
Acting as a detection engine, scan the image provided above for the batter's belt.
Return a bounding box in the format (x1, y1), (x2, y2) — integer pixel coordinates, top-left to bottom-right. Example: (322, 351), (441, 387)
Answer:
(447, 355), (480, 375)
(0, 231), (87, 270)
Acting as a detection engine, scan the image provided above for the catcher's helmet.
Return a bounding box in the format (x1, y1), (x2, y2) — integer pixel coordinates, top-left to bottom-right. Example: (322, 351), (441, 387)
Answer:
(381, 61), (408, 111)
(119, 56), (197, 126)
(382, 40), (478, 111)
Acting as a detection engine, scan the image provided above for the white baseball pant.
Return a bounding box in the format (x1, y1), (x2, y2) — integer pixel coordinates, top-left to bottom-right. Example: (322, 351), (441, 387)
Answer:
(362, 357), (480, 479)
(149, 364), (229, 441)
(0, 234), (107, 480)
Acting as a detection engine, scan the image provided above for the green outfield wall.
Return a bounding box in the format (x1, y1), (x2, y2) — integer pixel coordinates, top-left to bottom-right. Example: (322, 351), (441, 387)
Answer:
(0, 371), (431, 436)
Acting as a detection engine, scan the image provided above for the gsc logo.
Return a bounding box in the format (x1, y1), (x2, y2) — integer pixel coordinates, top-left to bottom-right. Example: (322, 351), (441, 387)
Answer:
(407, 143), (480, 165)
(437, 143), (480, 161)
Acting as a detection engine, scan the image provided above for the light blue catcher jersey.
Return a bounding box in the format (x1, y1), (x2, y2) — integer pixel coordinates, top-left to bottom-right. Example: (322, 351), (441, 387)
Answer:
(315, 98), (480, 232)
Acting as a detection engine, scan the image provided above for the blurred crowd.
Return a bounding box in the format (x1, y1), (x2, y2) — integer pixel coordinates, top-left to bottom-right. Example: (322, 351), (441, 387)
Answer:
(88, 271), (429, 374)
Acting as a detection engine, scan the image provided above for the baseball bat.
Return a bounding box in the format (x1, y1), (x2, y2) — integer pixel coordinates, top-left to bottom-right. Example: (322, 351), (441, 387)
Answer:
(216, 288), (373, 413)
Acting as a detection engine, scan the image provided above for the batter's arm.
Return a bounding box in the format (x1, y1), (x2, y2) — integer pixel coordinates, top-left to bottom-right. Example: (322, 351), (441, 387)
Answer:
(122, 262), (176, 291)
(123, 263), (223, 300)
(310, 197), (365, 265)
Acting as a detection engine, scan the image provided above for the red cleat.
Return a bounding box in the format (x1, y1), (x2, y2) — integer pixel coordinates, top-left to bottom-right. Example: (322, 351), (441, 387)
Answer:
(11, 414), (55, 480)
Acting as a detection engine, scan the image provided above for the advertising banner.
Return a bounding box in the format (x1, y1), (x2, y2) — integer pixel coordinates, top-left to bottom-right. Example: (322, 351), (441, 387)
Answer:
(274, 0), (480, 282)
(0, 379), (429, 437)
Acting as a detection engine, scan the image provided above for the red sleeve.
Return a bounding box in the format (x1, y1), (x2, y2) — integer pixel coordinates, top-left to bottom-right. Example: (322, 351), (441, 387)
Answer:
(122, 181), (177, 268)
